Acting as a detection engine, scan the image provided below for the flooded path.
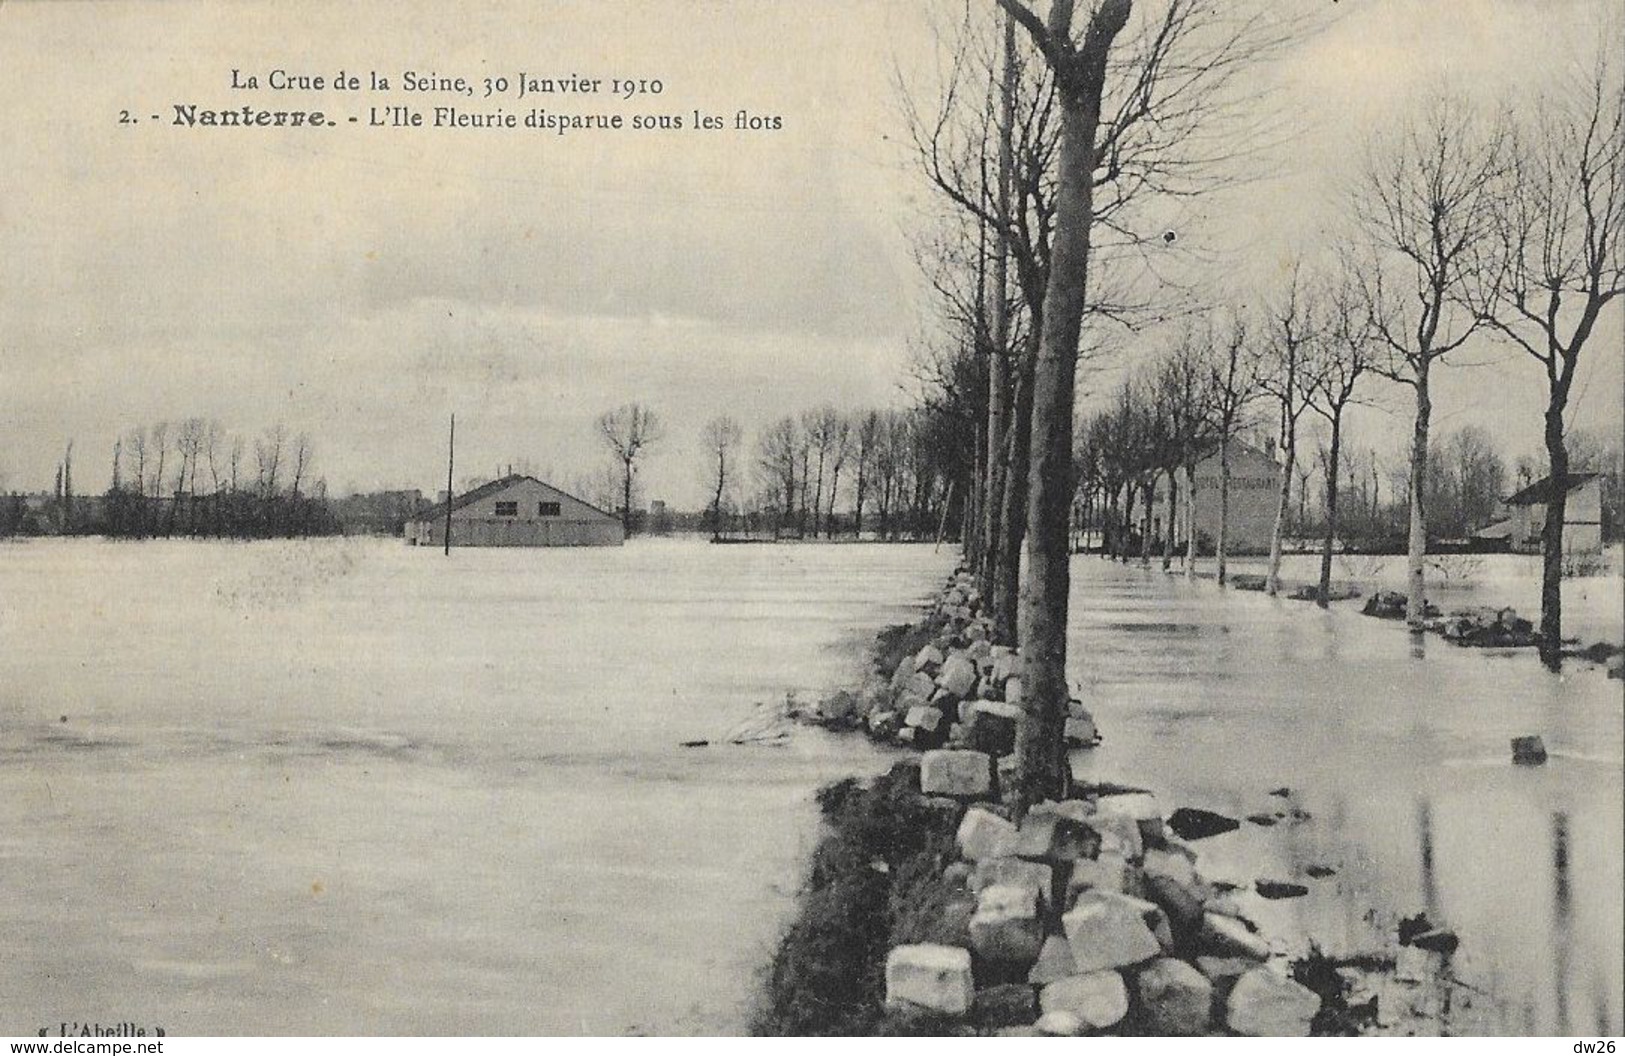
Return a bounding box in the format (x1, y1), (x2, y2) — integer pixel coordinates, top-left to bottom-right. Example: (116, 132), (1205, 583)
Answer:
(1067, 556), (1623, 1035)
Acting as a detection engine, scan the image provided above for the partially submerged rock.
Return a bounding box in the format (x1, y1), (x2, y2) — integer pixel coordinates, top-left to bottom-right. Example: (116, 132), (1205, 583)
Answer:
(1167, 807), (1241, 840)
(1255, 879), (1310, 900)
(1511, 735), (1548, 765)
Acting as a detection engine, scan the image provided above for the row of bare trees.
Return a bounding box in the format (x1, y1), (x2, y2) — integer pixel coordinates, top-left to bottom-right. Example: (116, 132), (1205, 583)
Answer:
(903, 0), (1305, 806)
(103, 419), (337, 538)
(710, 406), (964, 541)
(906, 0), (1618, 804)
(1350, 60), (1623, 663)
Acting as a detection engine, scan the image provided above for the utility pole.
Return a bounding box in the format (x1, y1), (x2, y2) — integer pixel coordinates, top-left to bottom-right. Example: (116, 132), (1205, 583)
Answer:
(444, 413), (455, 556)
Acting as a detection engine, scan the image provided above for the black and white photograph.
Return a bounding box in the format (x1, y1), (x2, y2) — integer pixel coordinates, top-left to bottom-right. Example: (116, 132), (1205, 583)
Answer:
(0, 0), (1621, 1041)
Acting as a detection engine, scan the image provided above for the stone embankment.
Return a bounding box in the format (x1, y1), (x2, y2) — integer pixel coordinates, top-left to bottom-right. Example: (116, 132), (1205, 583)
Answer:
(764, 568), (1347, 1037)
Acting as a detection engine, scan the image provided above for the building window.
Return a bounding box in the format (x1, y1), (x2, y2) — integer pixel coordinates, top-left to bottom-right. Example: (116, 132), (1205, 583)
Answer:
(494, 501), (518, 517)
(538, 501), (561, 517)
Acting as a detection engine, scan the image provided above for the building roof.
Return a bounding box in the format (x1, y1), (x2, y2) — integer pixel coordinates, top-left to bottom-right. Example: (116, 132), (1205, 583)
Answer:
(412, 474), (617, 522)
(1503, 472), (1601, 506)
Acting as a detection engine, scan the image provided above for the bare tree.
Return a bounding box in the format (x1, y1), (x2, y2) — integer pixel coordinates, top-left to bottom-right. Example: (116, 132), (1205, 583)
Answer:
(1355, 95), (1508, 629)
(1308, 265), (1377, 606)
(596, 404), (663, 536)
(1153, 326), (1218, 577)
(824, 415), (852, 538)
(701, 415), (743, 540)
(149, 420), (169, 503)
(756, 416), (800, 534)
(802, 406), (844, 538)
(1204, 313), (1261, 586)
(852, 410), (883, 538)
(1484, 51), (1624, 663)
(996, 0), (1136, 805)
(255, 423), (286, 499)
(1260, 261), (1325, 597)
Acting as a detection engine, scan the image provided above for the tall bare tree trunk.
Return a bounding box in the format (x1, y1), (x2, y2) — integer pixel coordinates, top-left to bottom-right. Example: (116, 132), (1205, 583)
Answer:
(1266, 430), (1296, 596)
(1162, 472), (1177, 571)
(1183, 462), (1198, 578)
(1539, 407), (1568, 666)
(983, 13), (1018, 603)
(1139, 476), (1154, 566)
(1217, 436), (1233, 587)
(995, 330), (1037, 645)
(1011, 0), (1130, 810)
(1406, 369), (1432, 630)
(1318, 414), (1343, 607)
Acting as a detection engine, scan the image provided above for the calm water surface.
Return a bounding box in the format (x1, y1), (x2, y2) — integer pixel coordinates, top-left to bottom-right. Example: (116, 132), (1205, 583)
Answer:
(1, 538), (1618, 1035)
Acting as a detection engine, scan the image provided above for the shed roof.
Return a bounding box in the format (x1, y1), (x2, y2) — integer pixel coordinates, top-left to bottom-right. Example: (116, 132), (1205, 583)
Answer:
(1503, 472), (1600, 506)
(413, 474), (617, 522)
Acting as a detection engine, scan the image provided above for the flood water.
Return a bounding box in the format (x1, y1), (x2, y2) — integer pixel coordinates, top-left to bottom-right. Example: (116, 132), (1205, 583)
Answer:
(1, 537), (1619, 1036)
(0, 537), (949, 1035)
(1068, 555), (1623, 1035)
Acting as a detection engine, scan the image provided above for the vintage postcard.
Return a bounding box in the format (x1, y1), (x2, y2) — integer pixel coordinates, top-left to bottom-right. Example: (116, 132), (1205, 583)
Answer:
(1, 0), (1620, 1042)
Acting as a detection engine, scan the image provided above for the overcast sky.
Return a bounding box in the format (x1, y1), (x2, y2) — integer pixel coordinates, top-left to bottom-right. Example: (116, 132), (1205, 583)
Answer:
(1, 0), (1620, 507)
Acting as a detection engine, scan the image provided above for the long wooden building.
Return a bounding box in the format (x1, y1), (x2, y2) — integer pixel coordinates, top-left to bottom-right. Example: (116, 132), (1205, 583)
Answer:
(405, 475), (624, 548)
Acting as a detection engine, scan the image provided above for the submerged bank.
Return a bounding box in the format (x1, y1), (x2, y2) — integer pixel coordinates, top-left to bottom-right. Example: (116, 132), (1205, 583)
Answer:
(760, 562), (1623, 1036)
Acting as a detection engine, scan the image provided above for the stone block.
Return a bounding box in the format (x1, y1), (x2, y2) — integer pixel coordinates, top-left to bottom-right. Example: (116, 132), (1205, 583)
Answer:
(1134, 957), (1214, 1036)
(885, 943), (974, 1017)
(969, 883), (1045, 966)
(1089, 810), (1145, 862)
(1142, 848), (1208, 933)
(1015, 810), (1100, 863)
(1199, 912), (1270, 961)
(907, 671), (939, 702)
(1039, 970), (1129, 1031)
(968, 702), (1022, 757)
(922, 749), (994, 798)
(956, 805), (1019, 861)
(1034, 1010), (1082, 1036)
(914, 644), (946, 672)
(969, 856), (1053, 902)
(938, 654), (980, 699)
(1065, 715), (1100, 746)
(1027, 935), (1078, 986)
(904, 705), (945, 733)
(1062, 893), (1162, 973)
(1004, 676), (1024, 705)
(1096, 791), (1165, 845)
(1066, 852), (1136, 902)
(1225, 967), (1320, 1037)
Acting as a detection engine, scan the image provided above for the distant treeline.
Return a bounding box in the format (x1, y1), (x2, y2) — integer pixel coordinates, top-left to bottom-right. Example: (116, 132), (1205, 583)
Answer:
(102, 419), (341, 539)
(0, 419), (341, 540)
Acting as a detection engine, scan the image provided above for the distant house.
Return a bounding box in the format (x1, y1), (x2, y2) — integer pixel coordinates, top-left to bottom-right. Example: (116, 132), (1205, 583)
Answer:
(1488, 472), (1603, 555)
(1146, 440), (1283, 555)
(333, 489), (429, 536)
(404, 475), (624, 548)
